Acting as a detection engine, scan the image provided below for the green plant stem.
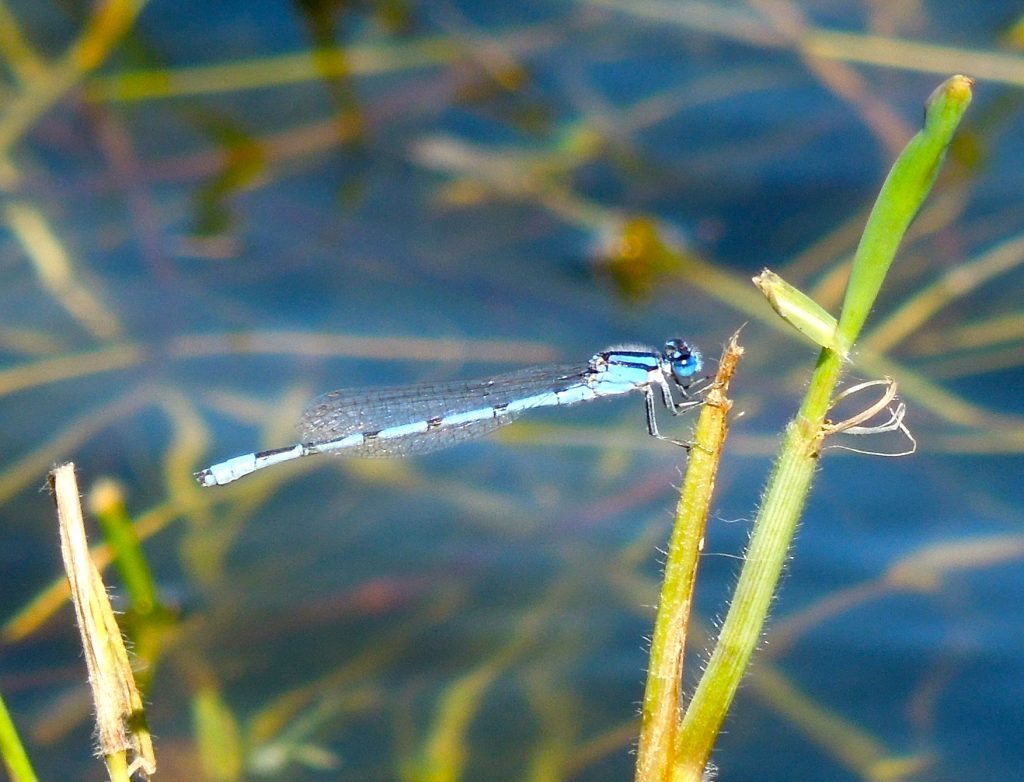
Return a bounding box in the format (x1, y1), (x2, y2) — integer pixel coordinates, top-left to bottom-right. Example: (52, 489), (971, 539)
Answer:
(672, 75), (972, 780)
(90, 479), (160, 615)
(103, 750), (130, 782)
(837, 75), (974, 348)
(636, 335), (742, 782)
(0, 690), (38, 782)
(673, 365), (828, 778)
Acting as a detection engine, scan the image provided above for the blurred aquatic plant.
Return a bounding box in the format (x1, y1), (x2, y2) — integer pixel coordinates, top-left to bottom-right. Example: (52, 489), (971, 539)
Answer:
(190, 115), (268, 240)
(593, 216), (700, 303)
(0, 690), (38, 782)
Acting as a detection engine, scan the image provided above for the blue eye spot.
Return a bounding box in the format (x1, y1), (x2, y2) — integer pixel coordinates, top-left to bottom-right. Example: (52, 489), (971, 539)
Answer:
(664, 339), (701, 384)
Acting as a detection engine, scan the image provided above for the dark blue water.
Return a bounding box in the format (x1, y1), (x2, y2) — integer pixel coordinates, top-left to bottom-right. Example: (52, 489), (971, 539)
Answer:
(1, 2), (1023, 780)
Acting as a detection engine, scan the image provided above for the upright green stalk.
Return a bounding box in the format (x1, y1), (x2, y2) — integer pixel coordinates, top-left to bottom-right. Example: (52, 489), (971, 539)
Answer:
(637, 336), (743, 782)
(671, 75), (973, 779)
(0, 690), (38, 782)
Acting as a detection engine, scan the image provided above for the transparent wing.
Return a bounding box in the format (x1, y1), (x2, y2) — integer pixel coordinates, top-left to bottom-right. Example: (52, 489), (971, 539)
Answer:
(299, 363), (586, 457)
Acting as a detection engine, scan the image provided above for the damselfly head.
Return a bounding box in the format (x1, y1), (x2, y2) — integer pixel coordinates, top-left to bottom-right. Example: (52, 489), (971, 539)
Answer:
(663, 339), (701, 385)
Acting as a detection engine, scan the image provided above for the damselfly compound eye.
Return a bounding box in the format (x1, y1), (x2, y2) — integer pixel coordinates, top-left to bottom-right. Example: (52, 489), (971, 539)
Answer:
(663, 339), (702, 385)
